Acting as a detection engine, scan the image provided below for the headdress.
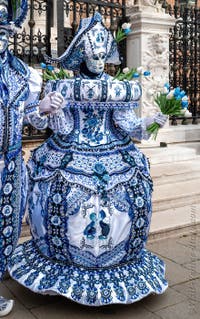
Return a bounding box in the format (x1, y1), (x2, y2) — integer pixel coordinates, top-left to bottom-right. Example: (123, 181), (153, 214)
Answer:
(45, 12), (121, 71)
(0, 0), (28, 33)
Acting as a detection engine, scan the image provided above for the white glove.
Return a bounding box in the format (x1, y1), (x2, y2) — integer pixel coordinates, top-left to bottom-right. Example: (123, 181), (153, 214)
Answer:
(145, 112), (168, 129)
(154, 112), (168, 127)
(39, 92), (64, 115)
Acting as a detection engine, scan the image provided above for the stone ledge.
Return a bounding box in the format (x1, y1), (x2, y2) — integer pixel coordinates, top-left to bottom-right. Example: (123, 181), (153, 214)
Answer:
(141, 141), (200, 164)
(150, 158), (200, 185)
(153, 178), (200, 208)
(142, 125), (200, 145)
(150, 203), (200, 236)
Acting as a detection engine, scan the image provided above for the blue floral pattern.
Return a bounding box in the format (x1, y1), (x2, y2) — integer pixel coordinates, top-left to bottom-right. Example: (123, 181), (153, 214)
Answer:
(81, 109), (105, 143)
(0, 52), (46, 280)
(9, 240), (168, 306)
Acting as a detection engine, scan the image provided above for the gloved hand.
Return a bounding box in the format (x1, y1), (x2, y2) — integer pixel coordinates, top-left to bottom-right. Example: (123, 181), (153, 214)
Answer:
(145, 112), (168, 129)
(153, 112), (168, 127)
(39, 92), (64, 115)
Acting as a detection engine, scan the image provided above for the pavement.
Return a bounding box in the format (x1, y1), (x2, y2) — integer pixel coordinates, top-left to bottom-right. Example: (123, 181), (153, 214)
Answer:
(0, 231), (200, 319)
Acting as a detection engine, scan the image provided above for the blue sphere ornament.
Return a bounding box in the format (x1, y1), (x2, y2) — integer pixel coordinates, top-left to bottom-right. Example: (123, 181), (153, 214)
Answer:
(132, 72), (140, 78)
(143, 71), (151, 76)
(40, 62), (47, 69)
(47, 65), (54, 71)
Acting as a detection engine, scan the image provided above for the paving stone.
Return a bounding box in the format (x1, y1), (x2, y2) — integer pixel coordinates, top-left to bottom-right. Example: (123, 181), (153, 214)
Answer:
(31, 299), (161, 319)
(2, 232), (200, 318)
(0, 282), (36, 319)
(176, 233), (200, 249)
(183, 260), (200, 274)
(147, 238), (200, 265)
(155, 300), (200, 319)
(143, 288), (186, 312)
(0, 281), (14, 299)
(4, 279), (60, 309)
(3, 300), (37, 319)
(161, 256), (200, 286)
(173, 278), (200, 302)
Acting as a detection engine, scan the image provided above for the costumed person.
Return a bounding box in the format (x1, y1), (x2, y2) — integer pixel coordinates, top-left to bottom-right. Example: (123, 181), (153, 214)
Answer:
(0, 0), (63, 316)
(9, 13), (168, 306)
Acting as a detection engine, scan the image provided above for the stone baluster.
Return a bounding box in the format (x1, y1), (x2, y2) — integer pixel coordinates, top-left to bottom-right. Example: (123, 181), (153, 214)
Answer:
(126, 1), (175, 121)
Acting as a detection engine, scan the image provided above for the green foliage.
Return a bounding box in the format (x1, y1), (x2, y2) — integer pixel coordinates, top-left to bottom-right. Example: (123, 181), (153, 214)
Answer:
(154, 94), (183, 116)
(42, 67), (71, 81)
(115, 28), (127, 43)
(113, 68), (138, 81)
(11, 0), (21, 18)
(147, 93), (183, 140)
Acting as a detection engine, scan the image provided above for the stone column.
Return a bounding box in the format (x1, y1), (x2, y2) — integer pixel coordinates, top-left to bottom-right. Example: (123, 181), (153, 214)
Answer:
(126, 1), (175, 119)
(50, 0), (58, 58)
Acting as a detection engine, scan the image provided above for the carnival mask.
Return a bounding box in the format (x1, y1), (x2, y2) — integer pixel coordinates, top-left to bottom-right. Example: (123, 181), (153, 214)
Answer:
(0, 28), (9, 53)
(85, 52), (106, 74)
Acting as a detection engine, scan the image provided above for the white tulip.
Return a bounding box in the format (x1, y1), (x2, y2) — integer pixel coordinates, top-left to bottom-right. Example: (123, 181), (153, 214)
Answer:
(54, 68), (60, 73)
(162, 86), (169, 94)
(122, 67), (130, 74)
(136, 66), (144, 74)
(122, 23), (131, 30)
(166, 90), (175, 99)
(182, 109), (192, 117)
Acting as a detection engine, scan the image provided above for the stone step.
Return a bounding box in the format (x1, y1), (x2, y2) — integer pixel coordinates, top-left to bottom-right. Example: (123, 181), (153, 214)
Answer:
(152, 178), (200, 212)
(140, 142), (200, 165)
(150, 203), (200, 239)
(150, 158), (200, 185)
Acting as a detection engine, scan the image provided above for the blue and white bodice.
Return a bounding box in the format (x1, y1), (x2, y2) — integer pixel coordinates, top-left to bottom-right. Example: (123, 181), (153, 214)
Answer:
(43, 74), (150, 145)
(29, 75), (152, 186)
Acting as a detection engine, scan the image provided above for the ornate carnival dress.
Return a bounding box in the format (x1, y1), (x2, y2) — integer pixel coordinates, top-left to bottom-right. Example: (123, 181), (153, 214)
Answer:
(0, 48), (51, 279)
(8, 75), (168, 306)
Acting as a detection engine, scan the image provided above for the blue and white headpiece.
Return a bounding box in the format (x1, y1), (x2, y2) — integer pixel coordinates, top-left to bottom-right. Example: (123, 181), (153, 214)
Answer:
(45, 12), (121, 71)
(0, 0), (28, 33)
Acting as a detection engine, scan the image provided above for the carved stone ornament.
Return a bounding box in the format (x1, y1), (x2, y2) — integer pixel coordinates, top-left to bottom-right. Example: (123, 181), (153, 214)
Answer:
(126, 0), (165, 14)
(141, 34), (169, 116)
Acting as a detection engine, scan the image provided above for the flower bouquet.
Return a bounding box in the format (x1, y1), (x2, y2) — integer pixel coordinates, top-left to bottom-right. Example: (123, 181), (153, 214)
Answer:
(40, 63), (70, 81)
(115, 23), (132, 43)
(147, 84), (189, 140)
(113, 66), (151, 81)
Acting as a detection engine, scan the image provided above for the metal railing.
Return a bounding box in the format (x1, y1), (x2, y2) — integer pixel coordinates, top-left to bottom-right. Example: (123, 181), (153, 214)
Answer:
(163, 0), (200, 125)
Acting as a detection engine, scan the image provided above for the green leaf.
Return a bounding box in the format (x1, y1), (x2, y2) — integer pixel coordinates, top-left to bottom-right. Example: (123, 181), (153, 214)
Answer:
(115, 28), (127, 43)
(112, 68), (121, 80)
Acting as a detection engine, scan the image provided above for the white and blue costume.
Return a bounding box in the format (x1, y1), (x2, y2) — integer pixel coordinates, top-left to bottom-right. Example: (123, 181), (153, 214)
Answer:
(0, 0), (49, 281)
(9, 13), (168, 306)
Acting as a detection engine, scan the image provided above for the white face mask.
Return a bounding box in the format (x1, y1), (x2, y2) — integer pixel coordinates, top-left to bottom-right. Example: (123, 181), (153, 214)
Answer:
(0, 29), (9, 54)
(85, 52), (106, 74)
